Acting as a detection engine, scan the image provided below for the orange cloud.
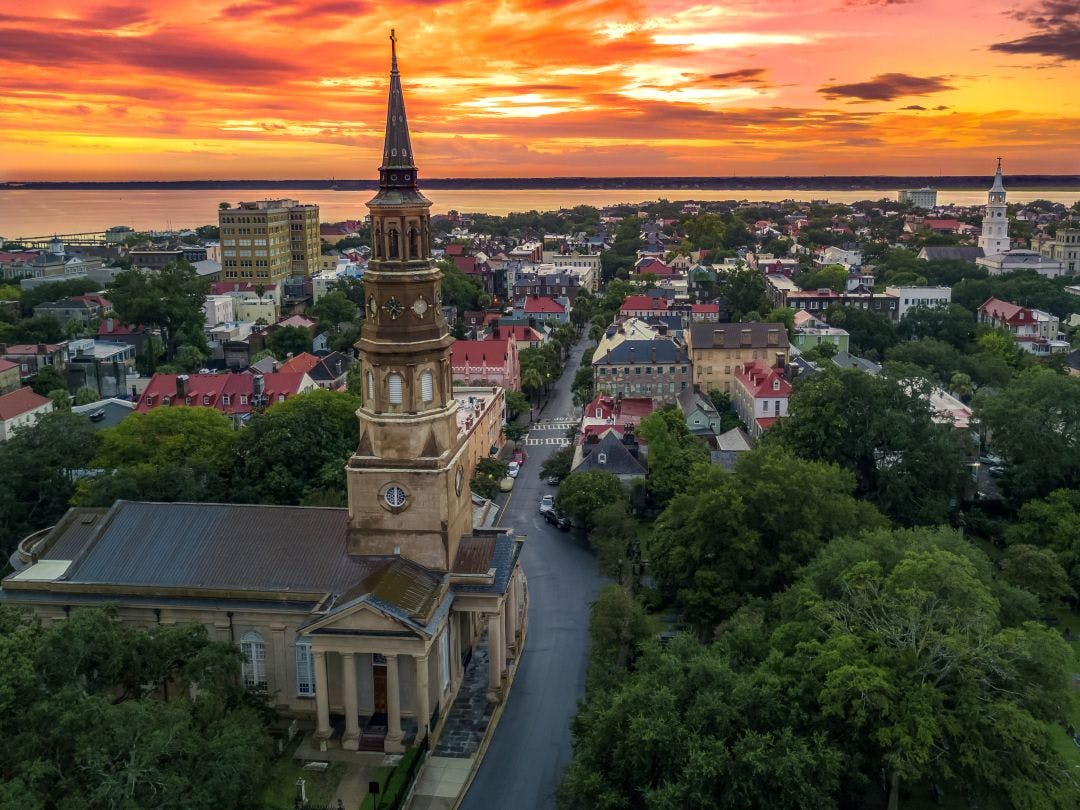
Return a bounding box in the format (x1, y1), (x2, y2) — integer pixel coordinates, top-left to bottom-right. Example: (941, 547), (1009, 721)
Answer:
(0, 0), (1076, 179)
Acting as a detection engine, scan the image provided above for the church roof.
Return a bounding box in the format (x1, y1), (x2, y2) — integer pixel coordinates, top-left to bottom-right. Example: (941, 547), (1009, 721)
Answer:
(990, 159), (1005, 193)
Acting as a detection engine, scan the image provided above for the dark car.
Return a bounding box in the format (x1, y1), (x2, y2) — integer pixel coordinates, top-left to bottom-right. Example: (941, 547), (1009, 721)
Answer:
(545, 475), (560, 486)
(543, 509), (571, 530)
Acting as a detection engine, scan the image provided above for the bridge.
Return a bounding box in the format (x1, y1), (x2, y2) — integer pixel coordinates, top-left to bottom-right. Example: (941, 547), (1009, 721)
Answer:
(13, 231), (115, 249)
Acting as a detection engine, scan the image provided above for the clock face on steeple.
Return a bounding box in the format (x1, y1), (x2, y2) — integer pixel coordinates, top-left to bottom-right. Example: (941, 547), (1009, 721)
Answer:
(384, 297), (404, 319)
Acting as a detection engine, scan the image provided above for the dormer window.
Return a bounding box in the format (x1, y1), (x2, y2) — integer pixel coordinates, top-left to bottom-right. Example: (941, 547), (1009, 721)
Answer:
(773, 379), (780, 390)
(202, 395), (210, 405)
(597, 452), (607, 465)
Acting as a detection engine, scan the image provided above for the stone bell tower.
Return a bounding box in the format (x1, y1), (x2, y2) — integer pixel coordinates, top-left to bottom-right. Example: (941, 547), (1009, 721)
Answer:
(978, 158), (1010, 256)
(346, 32), (473, 570)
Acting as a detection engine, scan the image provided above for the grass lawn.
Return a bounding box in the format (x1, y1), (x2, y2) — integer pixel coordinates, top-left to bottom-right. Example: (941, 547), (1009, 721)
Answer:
(259, 735), (347, 810)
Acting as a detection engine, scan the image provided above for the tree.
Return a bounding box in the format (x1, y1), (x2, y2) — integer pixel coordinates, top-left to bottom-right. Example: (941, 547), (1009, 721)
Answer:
(718, 267), (767, 319)
(555, 470), (626, 530)
(505, 390), (529, 419)
(471, 457), (507, 500)
(30, 363), (67, 395)
(540, 444), (574, 483)
(265, 325), (312, 359)
(774, 367), (970, 525)
(46, 388), (70, 410)
(636, 407), (709, 507)
(705, 389), (744, 432)
(0, 411), (100, 557)
(521, 367), (544, 404)
(73, 387), (100, 405)
(309, 290), (357, 327)
(590, 503), (640, 589)
(0, 606), (273, 809)
(437, 259), (487, 311)
(109, 262), (207, 361)
(897, 303), (976, 349)
(174, 343), (207, 372)
(327, 276), (366, 308)
(823, 304), (897, 359)
(1005, 489), (1080, 599)
(794, 263), (849, 292)
(975, 368), (1080, 504)
(75, 406), (235, 507)
(231, 389), (359, 506)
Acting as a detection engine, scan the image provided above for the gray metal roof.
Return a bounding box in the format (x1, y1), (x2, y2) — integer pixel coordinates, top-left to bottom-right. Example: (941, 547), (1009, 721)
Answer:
(574, 432), (647, 477)
(595, 339), (687, 365)
(43, 501), (387, 595)
(689, 322), (789, 350)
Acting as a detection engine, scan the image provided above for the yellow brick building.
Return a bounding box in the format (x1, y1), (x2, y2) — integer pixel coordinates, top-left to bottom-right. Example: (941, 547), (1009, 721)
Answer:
(219, 199), (320, 283)
(686, 322), (789, 395)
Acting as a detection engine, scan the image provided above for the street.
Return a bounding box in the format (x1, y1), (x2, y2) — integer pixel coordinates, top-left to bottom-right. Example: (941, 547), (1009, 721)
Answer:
(460, 337), (601, 810)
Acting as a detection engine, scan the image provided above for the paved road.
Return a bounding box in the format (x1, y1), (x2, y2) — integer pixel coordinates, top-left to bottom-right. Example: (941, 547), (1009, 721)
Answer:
(461, 338), (601, 810)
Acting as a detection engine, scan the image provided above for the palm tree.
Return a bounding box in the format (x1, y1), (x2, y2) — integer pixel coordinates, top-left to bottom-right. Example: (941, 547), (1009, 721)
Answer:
(588, 323), (603, 344)
(521, 367), (544, 405)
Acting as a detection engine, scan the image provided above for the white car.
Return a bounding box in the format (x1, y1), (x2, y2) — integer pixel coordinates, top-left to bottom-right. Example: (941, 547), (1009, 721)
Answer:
(540, 495), (554, 513)
(507, 461), (520, 478)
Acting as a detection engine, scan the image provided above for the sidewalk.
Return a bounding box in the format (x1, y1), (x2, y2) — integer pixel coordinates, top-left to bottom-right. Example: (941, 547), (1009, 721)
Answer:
(406, 597), (528, 809)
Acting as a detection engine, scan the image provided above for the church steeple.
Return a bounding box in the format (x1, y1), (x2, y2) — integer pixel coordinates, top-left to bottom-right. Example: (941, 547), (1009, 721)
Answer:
(378, 29), (418, 190)
(979, 157), (1009, 256)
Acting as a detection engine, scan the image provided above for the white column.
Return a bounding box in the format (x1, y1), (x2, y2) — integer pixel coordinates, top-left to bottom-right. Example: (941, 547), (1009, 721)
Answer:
(341, 652), (359, 750)
(414, 654), (430, 744)
(507, 582), (519, 652)
(314, 651), (331, 740)
(486, 612), (503, 700)
(385, 654), (404, 753)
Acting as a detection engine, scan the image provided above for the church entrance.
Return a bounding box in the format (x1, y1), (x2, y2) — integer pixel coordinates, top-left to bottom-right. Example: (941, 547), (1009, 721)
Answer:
(372, 658), (388, 714)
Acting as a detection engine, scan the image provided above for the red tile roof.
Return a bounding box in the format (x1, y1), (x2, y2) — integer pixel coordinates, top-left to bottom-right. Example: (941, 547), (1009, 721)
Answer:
(0, 251), (39, 263)
(585, 393), (655, 424)
(0, 358), (19, 373)
(444, 244), (465, 256)
(735, 360), (792, 398)
(620, 295), (668, 312)
(98, 320), (146, 337)
(486, 325), (544, 342)
(279, 352), (321, 374)
(2, 343), (65, 354)
(451, 340), (511, 367)
(979, 297), (1032, 325)
(0, 387), (51, 420)
(690, 303), (720, 313)
(523, 295), (565, 314)
(135, 372), (310, 414)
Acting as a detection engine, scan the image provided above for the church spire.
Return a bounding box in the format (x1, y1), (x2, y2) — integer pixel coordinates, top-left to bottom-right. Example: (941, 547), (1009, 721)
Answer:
(990, 156), (1005, 194)
(379, 29), (418, 189)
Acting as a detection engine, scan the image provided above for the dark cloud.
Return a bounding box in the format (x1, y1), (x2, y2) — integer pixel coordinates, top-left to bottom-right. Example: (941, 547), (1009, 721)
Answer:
(709, 68), (767, 85)
(220, 0), (365, 22)
(900, 104), (926, 110)
(991, 2), (1080, 61)
(81, 5), (152, 29)
(818, 73), (953, 101)
(0, 26), (300, 83)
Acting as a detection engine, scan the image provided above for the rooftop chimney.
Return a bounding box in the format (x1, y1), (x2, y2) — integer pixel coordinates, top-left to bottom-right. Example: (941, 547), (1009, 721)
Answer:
(176, 374), (189, 399)
(253, 374), (265, 398)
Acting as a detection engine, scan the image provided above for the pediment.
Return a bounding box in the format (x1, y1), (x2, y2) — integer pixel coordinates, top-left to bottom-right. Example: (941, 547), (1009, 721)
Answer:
(304, 597), (422, 636)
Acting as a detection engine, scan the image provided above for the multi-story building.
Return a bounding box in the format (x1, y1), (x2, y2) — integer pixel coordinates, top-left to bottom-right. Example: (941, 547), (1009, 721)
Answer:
(65, 340), (138, 398)
(0, 342), (67, 380)
(592, 339), (691, 405)
(0, 387), (53, 441)
(542, 251), (600, 292)
(784, 289), (900, 321)
(885, 286), (952, 319)
(977, 249), (1066, 279)
(450, 339), (521, 391)
(32, 296), (104, 326)
(898, 187), (938, 209)
(687, 322), (789, 395)
(1037, 217), (1080, 275)
(219, 199), (320, 283)
(732, 358), (791, 439)
(0, 358), (20, 394)
(978, 297), (1069, 355)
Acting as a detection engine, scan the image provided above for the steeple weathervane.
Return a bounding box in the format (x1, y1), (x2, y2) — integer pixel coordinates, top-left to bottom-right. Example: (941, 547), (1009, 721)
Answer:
(390, 28), (397, 72)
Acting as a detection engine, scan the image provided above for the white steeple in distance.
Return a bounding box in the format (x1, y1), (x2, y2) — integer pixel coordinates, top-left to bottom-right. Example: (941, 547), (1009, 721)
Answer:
(978, 158), (1010, 256)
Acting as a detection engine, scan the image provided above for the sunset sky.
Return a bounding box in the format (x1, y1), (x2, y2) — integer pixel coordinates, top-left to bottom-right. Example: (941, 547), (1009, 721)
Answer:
(1, 0), (1078, 180)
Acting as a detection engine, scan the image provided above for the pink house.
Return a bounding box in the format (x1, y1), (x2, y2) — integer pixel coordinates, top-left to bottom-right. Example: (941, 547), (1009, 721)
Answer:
(451, 339), (520, 390)
(732, 359), (791, 438)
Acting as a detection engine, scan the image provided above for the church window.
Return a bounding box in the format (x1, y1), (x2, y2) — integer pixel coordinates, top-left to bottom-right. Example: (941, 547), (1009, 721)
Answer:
(385, 485), (407, 508)
(409, 227), (418, 258)
(240, 632), (267, 689)
(366, 371), (375, 403)
(420, 370), (434, 403)
(388, 372), (403, 404)
(389, 229), (399, 259)
(375, 227), (383, 259)
(295, 639), (315, 696)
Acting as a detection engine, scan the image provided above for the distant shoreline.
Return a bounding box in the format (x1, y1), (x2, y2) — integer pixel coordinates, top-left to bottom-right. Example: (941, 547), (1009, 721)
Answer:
(3, 176), (1079, 192)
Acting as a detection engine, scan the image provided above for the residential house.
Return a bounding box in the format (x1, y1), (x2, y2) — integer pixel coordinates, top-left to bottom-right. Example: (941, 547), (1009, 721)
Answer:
(592, 339), (691, 405)
(619, 295), (669, 319)
(978, 297), (1068, 355)
(279, 351), (355, 390)
(677, 387), (726, 436)
(687, 323), (789, 396)
(0, 342), (67, 380)
(570, 429), (646, 485)
(483, 323), (545, 353)
(136, 372), (317, 424)
(32, 297), (103, 326)
(580, 393), (654, 440)
(784, 289), (900, 321)
(97, 320), (152, 356)
(711, 427), (752, 472)
(0, 387), (53, 441)
(732, 358), (791, 439)
(518, 295), (568, 325)
(450, 339), (521, 391)
(0, 358), (20, 395)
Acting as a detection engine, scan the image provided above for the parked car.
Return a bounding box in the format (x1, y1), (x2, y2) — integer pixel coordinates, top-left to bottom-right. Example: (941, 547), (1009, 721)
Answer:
(980, 453), (1003, 466)
(507, 461), (520, 478)
(987, 465), (1006, 478)
(499, 476), (514, 492)
(543, 509), (571, 530)
(539, 495), (554, 514)
(513, 449), (527, 466)
(545, 475), (560, 486)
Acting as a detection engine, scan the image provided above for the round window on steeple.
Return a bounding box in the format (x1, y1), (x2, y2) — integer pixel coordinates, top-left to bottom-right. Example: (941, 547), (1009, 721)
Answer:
(391, 174), (398, 181)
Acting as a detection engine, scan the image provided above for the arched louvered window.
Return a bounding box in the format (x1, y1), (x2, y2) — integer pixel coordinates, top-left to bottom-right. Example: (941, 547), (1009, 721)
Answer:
(388, 373), (403, 405)
(420, 370), (434, 403)
(366, 371), (374, 403)
(240, 632), (267, 689)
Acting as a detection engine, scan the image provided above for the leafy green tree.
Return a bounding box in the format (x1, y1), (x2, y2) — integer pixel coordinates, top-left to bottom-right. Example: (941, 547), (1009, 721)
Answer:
(1005, 489), (1080, 598)
(590, 502), (640, 589)
(73, 387), (100, 405)
(231, 389), (359, 506)
(0, 606), (273, 809)
(718, 267), (767, 320)
(437, 259), (488, 311)
(705, 389), (744, 432)
(265, 325), (312, 359)
(581, 584), (652, 693)
(975, 368), (1080, 503)
(636, 406), (709, 507)
(471, 457), (507, 499)
(46, 388), (70, 410)
(327, 276), (366, 308)
(521, 367), (544, 404)
(823, 304), (898, 359)
(505, 390), (529, 419)
(999, 544), (1075, 604)
(683, 213), (727, 251)
(555, 470), (626, 530)
(174, 343), (207, 372)
(0, 411), (99, 556)
(600, 217), (642, 281)
(309, 290), (357, 327)
(75, 407), (235, 507)
(799, 341), (839, 362)
(775, 367), (969, 525)
(897, 303), (976, 349)
(30, 363), (66, 395)
(794, 263), (849, 292)
(540, 444), (574, 483)
(108, 262), (207, 360)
